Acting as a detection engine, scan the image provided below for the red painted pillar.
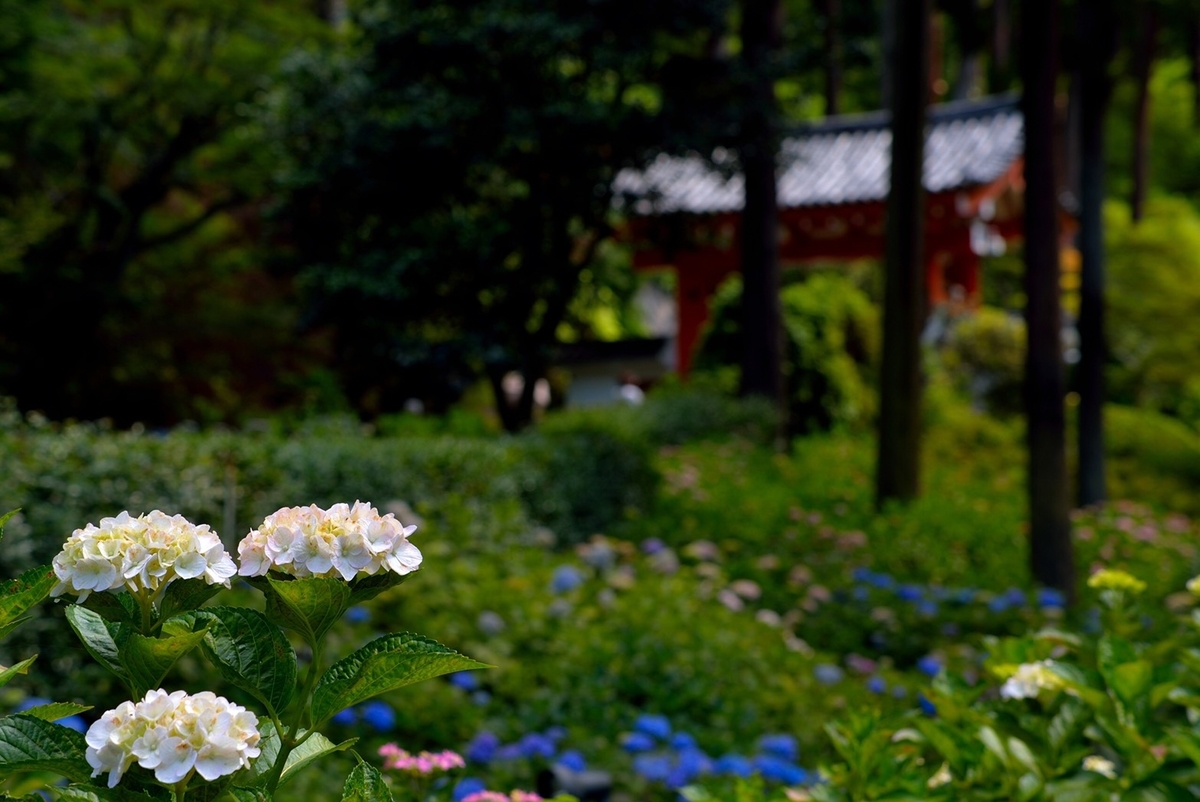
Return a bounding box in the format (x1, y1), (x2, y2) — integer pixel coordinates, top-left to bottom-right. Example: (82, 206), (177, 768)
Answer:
(674, 253), (735, 377)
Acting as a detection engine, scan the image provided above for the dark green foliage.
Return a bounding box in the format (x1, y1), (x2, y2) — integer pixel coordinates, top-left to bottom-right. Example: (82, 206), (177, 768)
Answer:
(696, 273), (879, 434)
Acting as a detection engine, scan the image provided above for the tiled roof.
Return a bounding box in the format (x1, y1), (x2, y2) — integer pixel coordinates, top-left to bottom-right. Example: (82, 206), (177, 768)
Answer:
(613, 94), (1022, 216)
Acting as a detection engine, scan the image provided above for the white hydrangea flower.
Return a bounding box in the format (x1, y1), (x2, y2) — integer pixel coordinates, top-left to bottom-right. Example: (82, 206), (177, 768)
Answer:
(85, 689), (261, 788)
(51, 511), (237, 602)
(237, 501), (422, 581)
(999, 660), (1065, 699)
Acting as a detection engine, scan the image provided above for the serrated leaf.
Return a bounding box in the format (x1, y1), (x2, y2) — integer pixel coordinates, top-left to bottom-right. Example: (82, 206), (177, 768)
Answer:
(239, 721), (355, 789)
(18, 702), (91, 724)
(0, 714), (91, 782)
(158, 580), (223, 621)
(168, 607), (297, 718)
(280, 732), (356, 786)
(347, 572), (407, 606)
(65, 606), (129, 683)
(341, 762), (394, 802)
(0, 656), (36, 690)
(254, 576), (349, 646)
(119, 629), (209, 698)
(80, 592), (138, 626)
(0, 566), (55, 632)
(0, 509), (18, 542)
(54, 784), (163, 802)
(311, 633), (489, 725)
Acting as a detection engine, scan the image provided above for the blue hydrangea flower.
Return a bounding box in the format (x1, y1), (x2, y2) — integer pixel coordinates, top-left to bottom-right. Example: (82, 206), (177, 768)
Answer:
(758, 734), (798, 762)
(544, 726), (567, 743)
(851, 567), (873, 583)
(868, 573), (896, 590)
(641, 538), (666, 554)
(988, 595), (1012, 613)
(633, 714), (671, 740)
(753, 755), (809, 785)
(58, 715), (87, 733)
(453, 778), (487, 802)
(556, 750), (587, 772)
(622, 732), (657, 753)
(465, 731), (500, 763)
(866, 675), (887, 694)
(472, 691), (492, 706)
(15, 697), (51, 711)
(360, 700), (396, 732)
(344, 605), (370, 623)
(496, 744), (523, 761)
(518, 732), (556, 759)
(1037, 588), (1066, 609)
(670, 732), (697, 750)
(633, 754), (673, 782)
(714, 754), (754, 777)
(331, 707), (357, 726)
(916, 655), (943, 677)
(897, 584), (923, 602)
(1004, 587), (1027, 607)
(916, 600), (939, 617)
(918, 694), (937, 717)
(449, 671), (480, 691)
(551, 565), (586, 594)
(814, 664), (844, 685)
(677, 746), (713, 776)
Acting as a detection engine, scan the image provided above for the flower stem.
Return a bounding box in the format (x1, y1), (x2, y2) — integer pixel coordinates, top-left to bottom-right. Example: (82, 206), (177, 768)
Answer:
(172, 775), (189, 802)
(263, 636), (326, 795)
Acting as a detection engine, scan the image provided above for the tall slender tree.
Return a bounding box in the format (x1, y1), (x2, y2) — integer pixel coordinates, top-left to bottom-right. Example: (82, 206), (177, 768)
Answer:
(1077, 0), (1116, 508)
(1022, 0), (1074, 600)
(817, 0), (843, 114)
(738, 0), (785, 421)
(875, 0), (930, 507)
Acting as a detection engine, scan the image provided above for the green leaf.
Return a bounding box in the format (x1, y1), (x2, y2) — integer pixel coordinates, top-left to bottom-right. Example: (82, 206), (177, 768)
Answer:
(0, 566), (55, 632)
(228, 789), (272, 802)
(1168, 726), (1200, 769)
(65, 605), (129, 683)
(1110, 661), (1154, 706)
(120, 630), (209, 698)
(341, 762), (395, 802)
(167, 608), (297, 718)
(255, 576), (349, 645)
(1006, 737), (1041, 776)
(347, 572), (407, 606)
(239, 721), (355, 789)
(0, 714), (91, 782)
(978, 726), (1008, 767)
(158, 579), (223, 621)
(80, 592), (138, 626)
(52, 784), (163, 802)
(17, 702), (91, 724)
(0, 509), (19, 542)
(311, 633), (490, 726)
(0, 656), (37, 690)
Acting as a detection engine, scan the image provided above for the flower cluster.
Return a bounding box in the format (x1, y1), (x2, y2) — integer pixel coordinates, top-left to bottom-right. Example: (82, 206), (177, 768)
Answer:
(1086, 569), (1147, 594)
(379, 744), (465, 774)
(85, 689), (261, 788)
(237, 501), (421, 581)
(462, 791), (542, 802)
(51, 511), (236, 602)
(997, 661), (1065, 699)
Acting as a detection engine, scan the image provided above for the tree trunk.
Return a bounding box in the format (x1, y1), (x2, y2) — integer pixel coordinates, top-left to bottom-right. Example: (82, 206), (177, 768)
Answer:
(818, 0), (842, 115)
(948, 0), (983, 100)
(1021, 0), (1074, 601)
(875, 0), (929, 508)
(1130, 4), (1159, 223)
(1077, 0), (1114, 508)
(738, 0), (785, 422)
(989, 0), (1012, 92)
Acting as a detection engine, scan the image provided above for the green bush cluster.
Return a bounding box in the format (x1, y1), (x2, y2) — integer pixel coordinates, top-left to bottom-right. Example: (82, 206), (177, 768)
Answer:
(695, 273), (878, 435)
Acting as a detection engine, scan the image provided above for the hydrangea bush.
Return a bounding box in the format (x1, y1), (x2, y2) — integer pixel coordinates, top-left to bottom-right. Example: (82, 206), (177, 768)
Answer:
(806, 568), (1200, 800)
(0, 503), (488, 801)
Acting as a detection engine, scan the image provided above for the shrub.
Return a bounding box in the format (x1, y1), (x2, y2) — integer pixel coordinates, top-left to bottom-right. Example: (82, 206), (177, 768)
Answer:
(695, 273), (878, 434)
